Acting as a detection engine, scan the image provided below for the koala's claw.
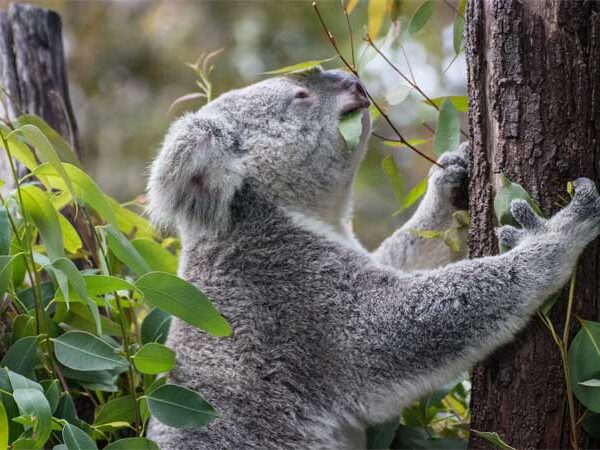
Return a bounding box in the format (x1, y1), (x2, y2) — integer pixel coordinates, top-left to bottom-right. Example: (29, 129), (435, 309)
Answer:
(510, 200), (544, 230)
(497, 178), (600, 251)
(430, 143), (470, 209)
(496, 225), (525, 248)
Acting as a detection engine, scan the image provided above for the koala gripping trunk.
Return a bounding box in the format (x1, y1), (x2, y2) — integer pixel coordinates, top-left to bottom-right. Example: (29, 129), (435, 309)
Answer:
(466, 0), (600, 448)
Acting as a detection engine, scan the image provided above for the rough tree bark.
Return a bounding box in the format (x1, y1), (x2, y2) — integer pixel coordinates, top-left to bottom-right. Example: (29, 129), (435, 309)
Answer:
(0, 3), (83, 358)
(466, 0), (600, 448)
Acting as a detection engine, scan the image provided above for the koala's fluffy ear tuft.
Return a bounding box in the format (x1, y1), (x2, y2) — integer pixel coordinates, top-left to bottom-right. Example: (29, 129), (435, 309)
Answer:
(146, 112), (245, 235)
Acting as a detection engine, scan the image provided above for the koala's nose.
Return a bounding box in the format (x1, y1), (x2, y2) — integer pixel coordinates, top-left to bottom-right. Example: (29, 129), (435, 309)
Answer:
(321, 69), (370, 108)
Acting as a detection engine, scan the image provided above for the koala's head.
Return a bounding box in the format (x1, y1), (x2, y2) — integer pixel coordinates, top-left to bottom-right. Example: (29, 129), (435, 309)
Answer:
(147, 67), (371, 236)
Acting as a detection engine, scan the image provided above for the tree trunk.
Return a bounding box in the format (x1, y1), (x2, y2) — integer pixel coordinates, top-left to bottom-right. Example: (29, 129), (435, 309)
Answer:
(466, 0), (600, 448)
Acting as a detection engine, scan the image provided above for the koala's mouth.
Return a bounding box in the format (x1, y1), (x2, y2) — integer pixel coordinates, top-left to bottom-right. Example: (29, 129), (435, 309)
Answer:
(340, 82), (371, 118)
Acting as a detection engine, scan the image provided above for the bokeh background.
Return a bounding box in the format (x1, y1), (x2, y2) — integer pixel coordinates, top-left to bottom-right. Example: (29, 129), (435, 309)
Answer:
(0, 0), (466, 249)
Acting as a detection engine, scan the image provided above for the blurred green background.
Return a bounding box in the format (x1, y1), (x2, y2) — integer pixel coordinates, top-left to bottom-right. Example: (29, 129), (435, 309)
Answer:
(0, 0), (466, 249)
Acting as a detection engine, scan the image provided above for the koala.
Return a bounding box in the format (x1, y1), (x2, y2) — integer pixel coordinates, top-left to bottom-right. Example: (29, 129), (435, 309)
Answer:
(146, 67), (600, 449)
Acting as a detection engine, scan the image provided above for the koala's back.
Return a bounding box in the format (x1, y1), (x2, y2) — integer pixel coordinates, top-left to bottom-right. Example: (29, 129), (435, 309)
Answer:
(147, 188), (375, 449)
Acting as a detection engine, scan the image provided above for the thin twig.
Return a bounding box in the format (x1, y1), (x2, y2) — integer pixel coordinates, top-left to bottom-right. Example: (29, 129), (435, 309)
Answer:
(366, 34), (469, 139)
(339, 0), (355, 71)
(312, 1), (443, 168)
(422, 122), (436, 135)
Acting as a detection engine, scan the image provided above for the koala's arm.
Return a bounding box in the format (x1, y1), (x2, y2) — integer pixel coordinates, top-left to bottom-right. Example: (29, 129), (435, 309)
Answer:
(356, 179), (599, 390)
(372, 144), (469, 272)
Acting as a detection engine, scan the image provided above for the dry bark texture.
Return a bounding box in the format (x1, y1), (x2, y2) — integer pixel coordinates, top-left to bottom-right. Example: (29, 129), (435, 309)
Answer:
(466, 0), (600, 448)
(0, 3), (82, 359)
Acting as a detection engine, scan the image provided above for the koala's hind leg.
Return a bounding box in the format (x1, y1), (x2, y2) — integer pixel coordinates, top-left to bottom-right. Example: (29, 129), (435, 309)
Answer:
(373, 143), (470, 272)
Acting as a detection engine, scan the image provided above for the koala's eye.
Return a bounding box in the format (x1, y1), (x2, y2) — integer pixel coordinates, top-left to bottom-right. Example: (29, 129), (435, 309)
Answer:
(294, 90), (310, 100)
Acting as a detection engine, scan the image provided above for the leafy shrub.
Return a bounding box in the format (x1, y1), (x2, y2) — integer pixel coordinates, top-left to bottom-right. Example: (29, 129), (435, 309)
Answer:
(0, 116), (230, 449)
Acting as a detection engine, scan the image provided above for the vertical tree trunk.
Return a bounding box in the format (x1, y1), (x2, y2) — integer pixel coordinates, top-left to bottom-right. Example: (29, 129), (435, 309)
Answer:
(466, 0), (600, 448)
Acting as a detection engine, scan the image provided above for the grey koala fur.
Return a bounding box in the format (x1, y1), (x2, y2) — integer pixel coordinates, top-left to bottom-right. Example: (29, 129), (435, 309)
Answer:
(146, 67), (600, 449)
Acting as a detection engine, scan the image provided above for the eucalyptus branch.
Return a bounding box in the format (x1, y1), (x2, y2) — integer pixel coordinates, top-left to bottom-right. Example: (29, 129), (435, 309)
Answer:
(339, 0), (355, 71)
(312, 1), (442, 168)
(365, 34), (469, 139)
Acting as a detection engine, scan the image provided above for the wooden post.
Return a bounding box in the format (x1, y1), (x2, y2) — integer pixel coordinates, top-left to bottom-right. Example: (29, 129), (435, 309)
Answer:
(466, 0), (600, 448)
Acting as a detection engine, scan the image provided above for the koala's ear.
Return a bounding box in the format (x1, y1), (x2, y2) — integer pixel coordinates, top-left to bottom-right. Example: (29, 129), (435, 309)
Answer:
(146, 112), (245, 235)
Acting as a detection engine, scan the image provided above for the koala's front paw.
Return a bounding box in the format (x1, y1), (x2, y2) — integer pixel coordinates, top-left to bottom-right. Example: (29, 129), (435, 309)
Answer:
(496, 178), (600, 249)
(429, 142), (470, 209)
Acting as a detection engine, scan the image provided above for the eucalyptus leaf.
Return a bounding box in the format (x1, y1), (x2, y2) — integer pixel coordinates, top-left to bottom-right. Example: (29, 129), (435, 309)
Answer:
(1, 336), (41, 379)
(53, 331), (128, 371)
(424, 96), (469, 112)
(141, 308), (172, 345)
(262, 57), (336, 75)
(434, 98), (460, 156)
(381, 156), (404, 205)
(0, 399), (8, 450)
(13, 388), (52, 448)
(408, 1), (436, 35)
(103, 438), (159, 450)
(339, 110), (364, 152)
(136, 271), (231, 337)
(62, 423), (98, 450)
(146, 384), (217, 429)
(132, 343), (176, 374)
(103, 225), (151, 276)
(94, 395), (135, 428)
(471, 431), (516, 450)
(132, 238), (178, 274)
(569, 319), (600, 412)
(493, 175), (542, 229)
(33, 163), (118, 228)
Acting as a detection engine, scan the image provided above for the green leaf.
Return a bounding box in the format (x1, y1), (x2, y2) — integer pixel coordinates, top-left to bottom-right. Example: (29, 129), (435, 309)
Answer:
(0, 255), (14, 299)
(55, 303), (122, 338)
(424, 96), (469, 112)
(0, 398), (8, 450)
(62, 423), (98, 450)
(368, 0), (387, 40)
(453, 14), (465, 54)
(33, 163), (118, 228)
(106, 197), (154, 239)
(146, 384), (217, 428)
(103, 225), (150, 276)
(339, 110), (364, 152)
(11, 314), (36, 341)
(1, 129), (38, 173)
(383, 138), (429, 148)
(367, 416), (399, 449)
(20, 185), (64, 260)
(569, 319), (600, 412)
(53, 331), (128, 371)
(381, 156), (404, 205)
(55, 394), (79, 426)
(434, 98), (460, 156)
(132, 238), (178, 274)
(58, 214), (82, 254)
(1, 336), (41, 379)
(262, 57), (336, 75)
(385, 85), (411, 106)
(132, 343), (176, 374)
(41, 380), (60, 414)
(17, 115), (81, 167)
(408, 1), (436, 35)
(19, 124), (77, 201)
(471, 431), (516, 450)
(409, 229), (442, 239)
(103, 438), (159, 450)
(136, 272), (231, 337)
(94, 396), (135, 429)
(0, 207), (11, 256)
(82, 275), (135, 297)
(141, 308), (172, 345)
(582, 412), (600, 439)
(493, 175), (542, 229)
(12, 388), (52, 448)
(393, 177), (428, 215)
(50, 257), (101, 334)
(6, 369), (43, 392)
